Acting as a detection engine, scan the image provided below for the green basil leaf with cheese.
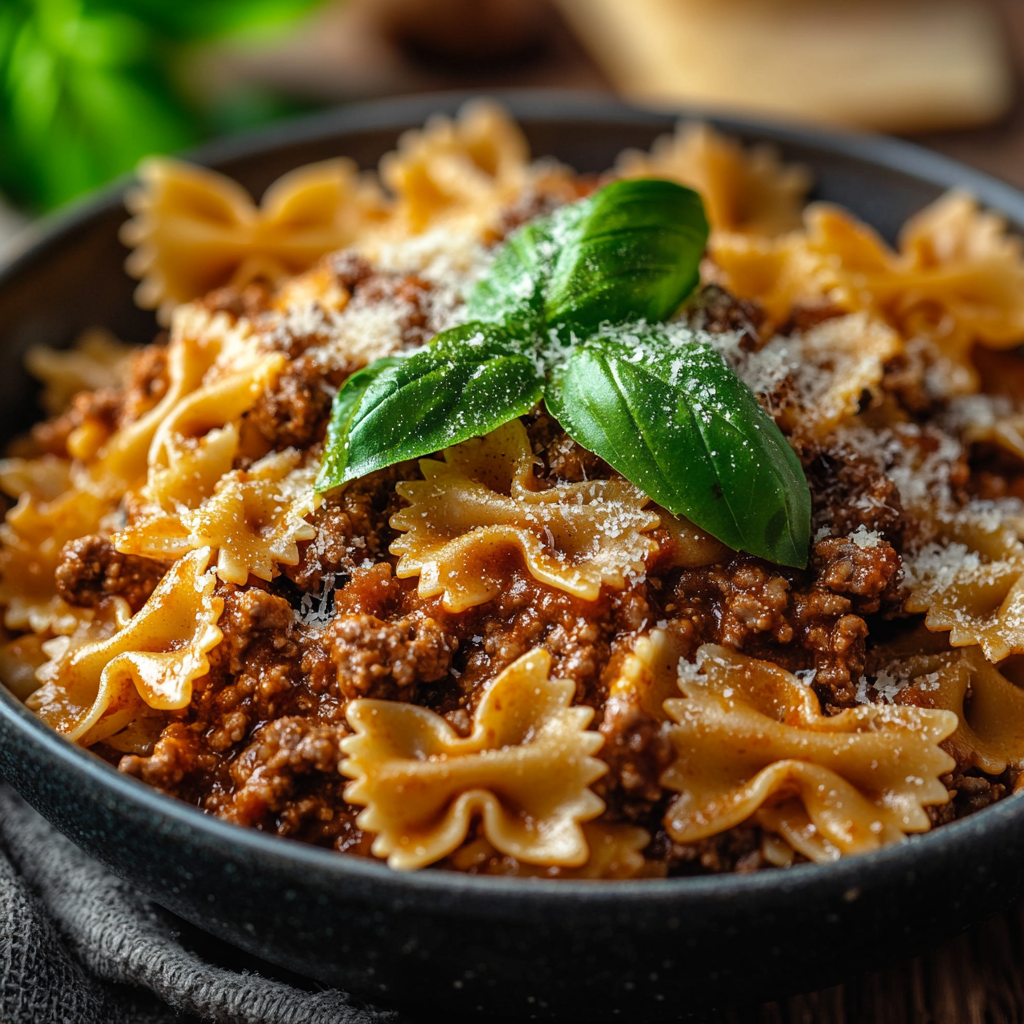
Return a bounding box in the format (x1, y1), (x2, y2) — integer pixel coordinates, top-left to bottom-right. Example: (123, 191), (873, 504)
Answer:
(544, 330), (811, 567)
(543, 178), (709, 333)
(314, 356), (403, 494)
(466, 178), (707, 340)
(463, 215), (548, 333)
(314, 323), (543, 493)
(318, 177), (812, 568)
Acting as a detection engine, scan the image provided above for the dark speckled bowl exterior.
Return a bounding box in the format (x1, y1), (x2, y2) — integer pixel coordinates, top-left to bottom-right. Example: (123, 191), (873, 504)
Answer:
(2, 92), (1024, 1023)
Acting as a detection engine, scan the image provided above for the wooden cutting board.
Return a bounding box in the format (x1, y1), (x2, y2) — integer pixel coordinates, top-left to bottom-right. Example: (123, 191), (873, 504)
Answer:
(554, 0), (1013, 132)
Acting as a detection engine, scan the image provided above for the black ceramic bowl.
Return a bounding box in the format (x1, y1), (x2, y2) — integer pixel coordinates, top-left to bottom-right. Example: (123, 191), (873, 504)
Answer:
(2, 91), (1023, 1023)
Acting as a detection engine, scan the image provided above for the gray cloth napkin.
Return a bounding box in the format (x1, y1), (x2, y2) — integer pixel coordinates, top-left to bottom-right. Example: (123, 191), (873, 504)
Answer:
(0, 785), (403, 1024)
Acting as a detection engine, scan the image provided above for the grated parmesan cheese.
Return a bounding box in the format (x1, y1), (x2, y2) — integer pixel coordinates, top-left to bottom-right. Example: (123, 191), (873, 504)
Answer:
(854, 668), (911, 705)
(849, 525), (881, 549)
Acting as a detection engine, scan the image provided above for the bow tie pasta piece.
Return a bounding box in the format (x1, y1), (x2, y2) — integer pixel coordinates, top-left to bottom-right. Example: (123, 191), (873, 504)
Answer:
(717, 310), (902, 442)
(381, 99), (574, 235)
(1, 595), (130, 706)
(953, 401), (1024, 466)
(447, 821), (655, 879)
(25, 329), (136, 418)
(607, 628), (689, 723)
(341, 648), (607, 870)
(774, 313), (903, 440)
(28, 547), (222, 744)
(707, 228), (826, 331)
(146, 345), (286, 505)
(904, 513), (1024, 663)
(0, 455), (72, 504)
(145, 352), (285, 512)
(754, 800), (844, 864)
(573, 821), (657, 879)
(893, 648), (1024, 775)
(617, 121), (810, 237)
(119, 449), (318, 584)
(390, 420), (661, 612)
(0, 633), (52, 702)
(661, 645), (957, 860)
(898, 192), (1024, 350)
(115, 334), (289, 560)
(184, 450), (318, 585)
(0, 312), (238, 637)
(0, 483), (114, 636)
(711, 192), (1024, 388)
(90, 310), (230, 491)
(121, 156), (388, 323)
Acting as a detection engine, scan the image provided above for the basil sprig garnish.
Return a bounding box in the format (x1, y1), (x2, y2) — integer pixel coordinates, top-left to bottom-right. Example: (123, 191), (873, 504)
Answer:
(315, 178), (812, 567)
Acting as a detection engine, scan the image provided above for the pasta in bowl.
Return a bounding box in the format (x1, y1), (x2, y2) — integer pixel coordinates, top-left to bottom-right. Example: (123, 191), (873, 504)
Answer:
(4, 97), (1024, 893)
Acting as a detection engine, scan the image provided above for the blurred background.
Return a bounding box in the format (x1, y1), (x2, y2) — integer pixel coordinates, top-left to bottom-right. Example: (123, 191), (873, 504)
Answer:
(2, 0), (1024, 242)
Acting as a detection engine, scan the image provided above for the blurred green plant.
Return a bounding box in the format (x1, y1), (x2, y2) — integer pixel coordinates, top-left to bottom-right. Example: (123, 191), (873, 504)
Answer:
(0, 0), (328, 212)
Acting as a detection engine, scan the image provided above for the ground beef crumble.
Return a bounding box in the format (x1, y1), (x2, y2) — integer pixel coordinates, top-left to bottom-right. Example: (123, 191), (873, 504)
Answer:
(246, 359), (336, 450)
(55, 535), (166, 613)
(326, 611), (455, 699)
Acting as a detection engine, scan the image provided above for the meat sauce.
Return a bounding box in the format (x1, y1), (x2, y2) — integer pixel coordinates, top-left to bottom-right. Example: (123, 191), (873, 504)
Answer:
(36, 259), (1000, 877)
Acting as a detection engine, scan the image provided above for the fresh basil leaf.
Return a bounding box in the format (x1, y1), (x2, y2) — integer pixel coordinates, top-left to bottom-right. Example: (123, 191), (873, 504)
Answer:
(314, 356), (403, 494)
(544, 179), (709, 333)
(545, 331), (811, 567)
(315, 323), (543, 493)
(466, 179), (707, 343)
(465, 204), (585, 337)
(0, 0), (197, 210)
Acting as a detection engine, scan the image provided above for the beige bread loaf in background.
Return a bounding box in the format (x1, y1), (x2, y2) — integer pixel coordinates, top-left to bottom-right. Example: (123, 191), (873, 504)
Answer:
(554, 0), (1013, 132)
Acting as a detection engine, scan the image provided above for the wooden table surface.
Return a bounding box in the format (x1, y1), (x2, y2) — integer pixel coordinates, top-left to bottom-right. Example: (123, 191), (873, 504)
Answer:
(715, 909), (1024, 1023)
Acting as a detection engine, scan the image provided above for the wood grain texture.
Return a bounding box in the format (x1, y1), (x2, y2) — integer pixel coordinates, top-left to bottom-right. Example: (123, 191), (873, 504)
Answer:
(710, 906), (1024, 1024)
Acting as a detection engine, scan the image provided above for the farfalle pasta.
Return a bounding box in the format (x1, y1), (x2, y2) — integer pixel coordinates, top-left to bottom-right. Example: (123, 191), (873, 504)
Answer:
(662, 644), (957, 860)
(903, 512), (1024, 663)
(117, 449), (319, 585)
(380, 99), (576, 236)
(25, 329), (136, 417)
(122, 156), (388, 324)
(28, 547), (223, 744)
(617, 121), (811, 237)
(391, 420), (662, 611)
(0, 480), (114, 635)
(342, 648), (605, 870)
(5, 103), (1024, 878)
(447, 821), (656, 880)
(892, 648), (1024, 775)
(711, 192), (1024, 387)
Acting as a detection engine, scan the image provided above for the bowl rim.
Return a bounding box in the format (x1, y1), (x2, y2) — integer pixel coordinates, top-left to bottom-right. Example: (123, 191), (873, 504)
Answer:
(3, 87), (1024, 911)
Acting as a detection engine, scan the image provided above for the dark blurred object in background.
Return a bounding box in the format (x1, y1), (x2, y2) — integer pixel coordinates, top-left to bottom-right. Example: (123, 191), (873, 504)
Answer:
(200, 0), (605, 111)
(375, 0), (550, 67)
